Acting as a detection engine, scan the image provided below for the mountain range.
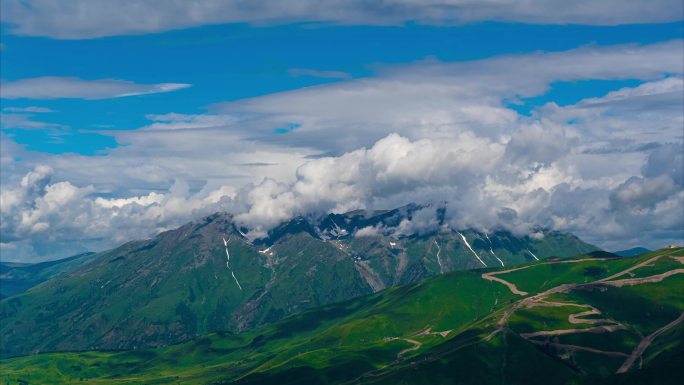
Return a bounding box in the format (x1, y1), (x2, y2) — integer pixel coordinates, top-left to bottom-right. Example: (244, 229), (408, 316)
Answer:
(2, 246), (682, 384)
(0, 205), (597, 357)
(0, 252), (97, 299)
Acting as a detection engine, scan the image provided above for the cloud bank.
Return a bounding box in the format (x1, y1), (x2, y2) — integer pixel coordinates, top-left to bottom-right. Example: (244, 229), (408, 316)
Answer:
(1, 41), (682, 261)
(1, 0), (682, 39)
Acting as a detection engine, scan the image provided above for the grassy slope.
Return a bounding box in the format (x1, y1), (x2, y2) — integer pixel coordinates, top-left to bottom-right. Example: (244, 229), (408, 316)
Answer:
(1, 247), (682, 385)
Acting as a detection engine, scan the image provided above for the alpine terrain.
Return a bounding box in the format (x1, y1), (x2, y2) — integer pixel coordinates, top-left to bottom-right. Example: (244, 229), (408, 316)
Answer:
(1, 247), (682, 384)
(0, 205), (597, 357)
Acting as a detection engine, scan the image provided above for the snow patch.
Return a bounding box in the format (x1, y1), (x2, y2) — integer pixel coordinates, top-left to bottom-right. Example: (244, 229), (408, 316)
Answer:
(527, 249), (540, 261)
(457, 232), (487, 267)
(484, 233), (504, 267)
(490, 249), (505, 267)
(222, 236), (242, 290)
(231, 271), (243, 291)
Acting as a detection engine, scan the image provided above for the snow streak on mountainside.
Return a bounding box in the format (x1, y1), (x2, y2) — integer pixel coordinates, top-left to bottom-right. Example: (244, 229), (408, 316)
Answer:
(458, 231), (487, 267)
(485, 233), (505, 267)
(527, 249), (540, 261)
(223, 237), (242, 290)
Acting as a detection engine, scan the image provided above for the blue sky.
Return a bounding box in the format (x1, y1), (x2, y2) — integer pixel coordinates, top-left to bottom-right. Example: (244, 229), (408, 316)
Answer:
(2, 21), (681, 154)
(1, 1), (682, 261)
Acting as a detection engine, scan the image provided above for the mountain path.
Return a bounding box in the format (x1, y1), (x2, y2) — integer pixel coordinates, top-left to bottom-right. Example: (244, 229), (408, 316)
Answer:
(383, 337), (422, 358)
(617, 312), (684, 374)
(598, 254), (665, 282)
(363, 250), (682, 382)
(567, 307), (613, 325)
(520, 324), (626, 338)
(486, 251), (684, 369)
(528, 340), (629, 357)
(602, 269), (684, 287)
(481, 265), (531, 296)
(481, 257), (614, 297)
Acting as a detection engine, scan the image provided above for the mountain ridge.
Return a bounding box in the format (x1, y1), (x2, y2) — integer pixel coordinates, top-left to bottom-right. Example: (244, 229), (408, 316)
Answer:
(0, 206), (598, 357)
(0, 252), (97, 299)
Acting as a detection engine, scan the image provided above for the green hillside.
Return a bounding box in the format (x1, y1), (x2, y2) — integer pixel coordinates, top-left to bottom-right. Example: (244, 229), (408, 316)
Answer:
(0, 208), (596, 357)
(2, 247), (681, 385)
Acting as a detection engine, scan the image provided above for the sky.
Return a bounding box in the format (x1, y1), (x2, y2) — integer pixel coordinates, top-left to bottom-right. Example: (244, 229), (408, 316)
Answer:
(0, 0), (683, 262)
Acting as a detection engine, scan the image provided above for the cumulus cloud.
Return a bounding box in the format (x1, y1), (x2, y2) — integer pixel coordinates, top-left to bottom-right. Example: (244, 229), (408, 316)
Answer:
(1, 0), (682, 39)
(0, 77), (190, 100)
(0, 166), (236, 261)
(225, 132), (504, 236)
(393, 205), (445, 237)
(354, 225), (384, 238)
(1, 41), (683, 261)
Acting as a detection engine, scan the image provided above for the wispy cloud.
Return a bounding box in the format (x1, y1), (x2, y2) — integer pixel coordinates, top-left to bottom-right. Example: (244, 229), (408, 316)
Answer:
(0, 113), (65, 129)
(0, 77), (191, 100)
(1, 0), (681, 39)
(2, 106), (55, 113)
(288, 68), (351, 80)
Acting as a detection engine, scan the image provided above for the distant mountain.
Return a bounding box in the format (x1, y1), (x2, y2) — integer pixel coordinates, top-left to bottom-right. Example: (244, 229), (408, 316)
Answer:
(3, 247), (682, 384)
(0, 252), (97, 299)
(614, 247), (652, 257)
(0, 205), (598, 357)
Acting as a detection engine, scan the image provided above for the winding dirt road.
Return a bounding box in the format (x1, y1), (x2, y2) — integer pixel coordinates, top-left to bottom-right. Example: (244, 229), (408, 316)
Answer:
(528, 340), (629, 358)
(617, 312), (684, 374)
(483, 251), (684, 368)
(383, 337), (422, 358)
(603, 269), (684, 287)
(481, 266), (531, 296)
(598, 255), (665, 282)
(521, 324), (626, 338)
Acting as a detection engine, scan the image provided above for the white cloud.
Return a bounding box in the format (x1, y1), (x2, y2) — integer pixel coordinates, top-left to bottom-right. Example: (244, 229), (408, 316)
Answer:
(1, 41), (682, 261)
(0, 77), (190, 100)
(1, 0), (682, 39)
(0, 167), (236, 261)
(354, 225), (384, 237)
(95, 192), (164, 209)
(211, 40), (682, 155)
